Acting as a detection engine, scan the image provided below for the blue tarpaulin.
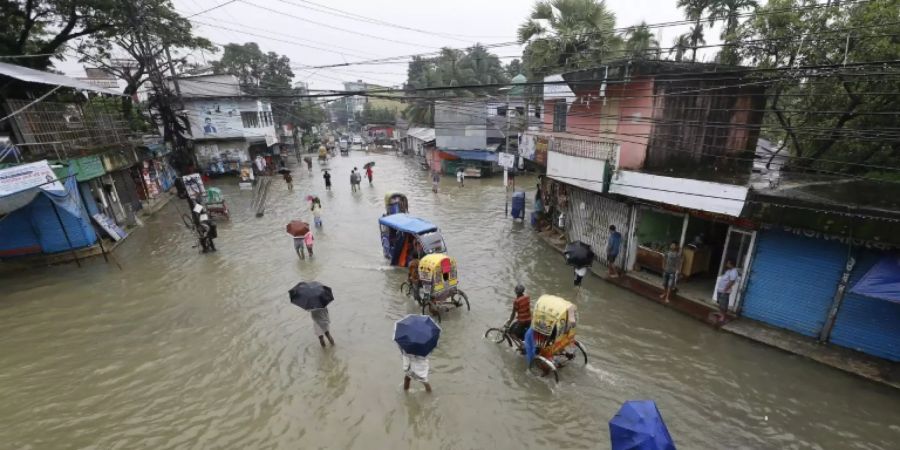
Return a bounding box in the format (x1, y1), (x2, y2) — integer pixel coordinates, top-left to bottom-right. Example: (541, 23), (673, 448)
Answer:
(850, 255), (900, 303)
(609, 400), (676, 450)
(379, 214), (438, 235)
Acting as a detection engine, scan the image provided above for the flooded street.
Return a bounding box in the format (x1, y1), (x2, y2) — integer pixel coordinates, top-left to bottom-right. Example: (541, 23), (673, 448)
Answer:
(2, 152), (899, 449)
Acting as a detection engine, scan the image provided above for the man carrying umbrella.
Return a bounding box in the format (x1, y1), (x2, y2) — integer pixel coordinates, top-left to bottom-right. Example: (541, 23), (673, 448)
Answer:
(289, 282), (336, 347)
(394, 315), (440, 393)
(287, 220), (311, 259)
(565, 241), (595, 287)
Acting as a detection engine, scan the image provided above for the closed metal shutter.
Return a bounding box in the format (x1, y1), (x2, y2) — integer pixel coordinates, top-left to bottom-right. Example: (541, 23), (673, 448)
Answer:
(829, 250), (900, 362)
(741, 230), (846, 337)
(564, 186), (631, 269)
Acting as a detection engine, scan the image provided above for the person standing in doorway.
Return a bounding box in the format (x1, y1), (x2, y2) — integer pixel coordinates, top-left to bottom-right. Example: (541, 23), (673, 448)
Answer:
(456, 167), (465, 187)
(715, 260), (739, 322)
(607, 225), (622, 278)
(365, 165), (374, 185)
(431, 170), (440, 193)
(660, 241), (682, 304)
(310, 307), (335, 348)
(323, 170), (332, 191)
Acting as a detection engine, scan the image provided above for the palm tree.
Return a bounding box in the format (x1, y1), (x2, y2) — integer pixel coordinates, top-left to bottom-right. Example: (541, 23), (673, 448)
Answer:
(677, 0), (711, 62)
(517, 0), (621, 76)
(708, 0), (757, 65)
(669, 34), (692, 62)
(624, 21), (661, 59)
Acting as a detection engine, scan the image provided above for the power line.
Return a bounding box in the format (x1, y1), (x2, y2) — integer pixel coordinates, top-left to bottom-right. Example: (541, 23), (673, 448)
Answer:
(187, 0), (240, 18)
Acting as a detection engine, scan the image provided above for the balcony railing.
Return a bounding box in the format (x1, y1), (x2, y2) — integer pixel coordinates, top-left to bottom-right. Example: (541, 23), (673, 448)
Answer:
(525, 131), (619, 166)
(5, 99), (139, 161)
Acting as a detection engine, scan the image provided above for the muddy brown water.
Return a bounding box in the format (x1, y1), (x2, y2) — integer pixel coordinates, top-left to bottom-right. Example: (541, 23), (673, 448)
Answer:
(2, 153), (899, 449)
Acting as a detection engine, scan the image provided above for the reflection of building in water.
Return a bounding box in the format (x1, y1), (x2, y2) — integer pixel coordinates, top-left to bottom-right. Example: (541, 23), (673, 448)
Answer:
(170, 74), (280, 174)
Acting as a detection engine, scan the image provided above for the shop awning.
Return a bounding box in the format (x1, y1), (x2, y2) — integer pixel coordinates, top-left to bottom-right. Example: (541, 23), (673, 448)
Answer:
(407, 127), (435, 142)
(850, 255), (900, 303)
(0, 160), (79, 216)
(0, 62), (122, 95)
(440, 150), (497, 162)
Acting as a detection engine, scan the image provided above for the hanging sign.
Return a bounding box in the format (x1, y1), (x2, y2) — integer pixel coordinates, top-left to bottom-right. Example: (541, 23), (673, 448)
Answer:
(498, 152), (515, 169)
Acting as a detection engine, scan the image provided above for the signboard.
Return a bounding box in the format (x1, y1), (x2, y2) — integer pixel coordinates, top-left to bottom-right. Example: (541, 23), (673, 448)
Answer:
(182, 173), (205, 198)
(92, 213), (127, 241)
(534, 136), (550, 166)
(0, 160), (65, 208)
(190, 100), (243, 138)
(498, 152), (516, 169)
(72, 155), (106, 181)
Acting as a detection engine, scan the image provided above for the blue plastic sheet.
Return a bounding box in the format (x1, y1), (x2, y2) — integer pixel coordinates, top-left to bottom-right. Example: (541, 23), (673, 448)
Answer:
(609, 400), (676, 450)
(850, 255), (900, 303)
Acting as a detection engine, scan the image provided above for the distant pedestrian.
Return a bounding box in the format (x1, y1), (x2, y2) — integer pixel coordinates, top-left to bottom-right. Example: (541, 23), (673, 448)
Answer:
(350, 168), (359, 192)
(365, 165), (373, 185)
(431, 170), (440, 193)
(660, 241), (681, 304)
(293, 233), (307, 259)
(283, 172), (293, 191)
(715, 260), (739, 322)
(402, 351), (432, 393)
(456, 167), (465, 187)
(606, 225), (622, 278)
(323, 170), (332, 191)
(305, 157), (313, 173)
(311, 198), (323, 227)
(311, 307), (335, 347)
(304, 229), (315, 257)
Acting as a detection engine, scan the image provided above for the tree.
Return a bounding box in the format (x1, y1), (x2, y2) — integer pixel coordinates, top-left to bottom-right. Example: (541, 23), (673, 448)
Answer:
(677, 0), (711, 62)
(669, 34), (692, 62)
(517, 0), (621, 78)
(709, 0), (757, 64)
(211, 43), (296, 127)
(505, 59), (524, 78)
(0, 0), (118, 70)
(76, 0), (213, 121)
(739, 0), (900, 176)
(402, 45), (510, 126)
(624, 21), (660, 59)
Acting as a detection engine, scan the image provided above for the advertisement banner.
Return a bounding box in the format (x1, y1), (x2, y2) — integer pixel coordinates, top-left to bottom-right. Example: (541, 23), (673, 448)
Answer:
(191, 100), (243, 138)
(72, 155), (106, 181)
(535, 136), (550, 166)
(0, 160), (67, 215)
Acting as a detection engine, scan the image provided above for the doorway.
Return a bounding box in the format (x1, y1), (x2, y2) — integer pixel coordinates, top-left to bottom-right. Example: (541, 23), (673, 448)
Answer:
(717, 227), (756, 312)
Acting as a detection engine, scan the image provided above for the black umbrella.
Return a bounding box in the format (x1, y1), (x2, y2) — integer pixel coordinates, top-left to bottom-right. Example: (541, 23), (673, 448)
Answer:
(564, 241), (595, 267)
(288, 281), (334, 310)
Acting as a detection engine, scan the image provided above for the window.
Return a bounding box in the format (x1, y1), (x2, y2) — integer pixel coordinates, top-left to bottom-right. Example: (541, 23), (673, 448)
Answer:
(515, 106), (525, 117)
(553, 99), (567, 132)
(534, 106), (542, 118)
(496, 106), (507, 116)
(241, 111), (260, 128)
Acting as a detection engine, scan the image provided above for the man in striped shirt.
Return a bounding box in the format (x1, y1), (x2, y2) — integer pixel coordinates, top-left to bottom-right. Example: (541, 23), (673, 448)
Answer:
(507, 284), (532, 340)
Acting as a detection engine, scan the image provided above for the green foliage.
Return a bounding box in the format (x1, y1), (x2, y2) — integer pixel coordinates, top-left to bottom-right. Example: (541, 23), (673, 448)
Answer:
(355, 103), (396, 125)
(739, 0), (900, 175)
(517, 0), (621, 77)
(624, 21), (660, 59)
(403, 44), (510, 126)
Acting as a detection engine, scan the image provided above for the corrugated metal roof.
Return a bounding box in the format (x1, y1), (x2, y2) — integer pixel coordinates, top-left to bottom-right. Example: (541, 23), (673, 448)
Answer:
(407, 127), (435, 141)
(0, 62), (122, 95)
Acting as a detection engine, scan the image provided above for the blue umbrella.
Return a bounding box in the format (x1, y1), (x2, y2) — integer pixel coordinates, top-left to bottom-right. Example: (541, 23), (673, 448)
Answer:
(393, 314), (441, 357)
(609, 400), (676, 450)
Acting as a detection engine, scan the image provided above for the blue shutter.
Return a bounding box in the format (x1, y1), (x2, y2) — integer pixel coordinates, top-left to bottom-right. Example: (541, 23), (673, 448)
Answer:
(79, 182), (100, 216)
(829, 250), (900, 362)
(29, 194), (96, 253)
(741, 231), (846, 337)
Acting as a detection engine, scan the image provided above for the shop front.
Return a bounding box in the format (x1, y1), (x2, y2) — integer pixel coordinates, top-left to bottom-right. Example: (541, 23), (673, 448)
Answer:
(627, 203), (757, 312)
(100, 147), (141, 227)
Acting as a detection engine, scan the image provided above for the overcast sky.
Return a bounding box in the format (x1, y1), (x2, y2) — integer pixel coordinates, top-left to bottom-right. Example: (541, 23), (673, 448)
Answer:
(60, 0), (713, 90)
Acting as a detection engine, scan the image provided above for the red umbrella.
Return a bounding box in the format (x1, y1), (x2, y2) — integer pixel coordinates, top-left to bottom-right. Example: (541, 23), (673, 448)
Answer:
(286, 220), (310, 237)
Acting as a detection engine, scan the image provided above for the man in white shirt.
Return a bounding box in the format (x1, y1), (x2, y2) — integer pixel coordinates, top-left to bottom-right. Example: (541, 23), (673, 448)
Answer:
(715, 260), (740, 322)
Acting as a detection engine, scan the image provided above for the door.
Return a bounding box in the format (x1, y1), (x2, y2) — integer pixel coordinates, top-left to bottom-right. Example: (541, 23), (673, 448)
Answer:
(716, 227), (755, 311)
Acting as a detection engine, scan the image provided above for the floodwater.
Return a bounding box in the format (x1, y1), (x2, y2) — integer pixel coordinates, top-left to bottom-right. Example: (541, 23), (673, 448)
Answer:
(2, 152), (899, 450)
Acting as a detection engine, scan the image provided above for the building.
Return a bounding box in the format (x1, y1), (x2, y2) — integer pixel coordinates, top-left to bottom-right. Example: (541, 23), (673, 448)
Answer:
(526, 59), (900, 364)
(0, 62), (149, 259)
(433, 75), (541, 176)
(173, 74), (279, 175)
(525, 58), (765, 315)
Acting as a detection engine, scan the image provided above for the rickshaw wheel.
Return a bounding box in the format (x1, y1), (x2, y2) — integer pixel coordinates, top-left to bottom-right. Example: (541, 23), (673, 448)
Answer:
(399, 282), (411, 297)
(422, 302), (441, 323)
(574, 341), (588, 365)
(451, 290), (470, 311)
(484, 328), (510, 345)
(529, 356), (559, 383)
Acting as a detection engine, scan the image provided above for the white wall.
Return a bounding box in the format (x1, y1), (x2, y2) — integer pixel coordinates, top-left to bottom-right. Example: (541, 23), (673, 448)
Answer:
(609, 170), (749, 217)
(547, 151), (608, 193)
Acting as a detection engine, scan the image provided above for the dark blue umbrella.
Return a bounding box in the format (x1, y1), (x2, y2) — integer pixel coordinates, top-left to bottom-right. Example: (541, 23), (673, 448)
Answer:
(288, 281), (334, 311)
(564, 241), (595, 267)
(393, 314), (441, 357)
(609, 400), (676, 450)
